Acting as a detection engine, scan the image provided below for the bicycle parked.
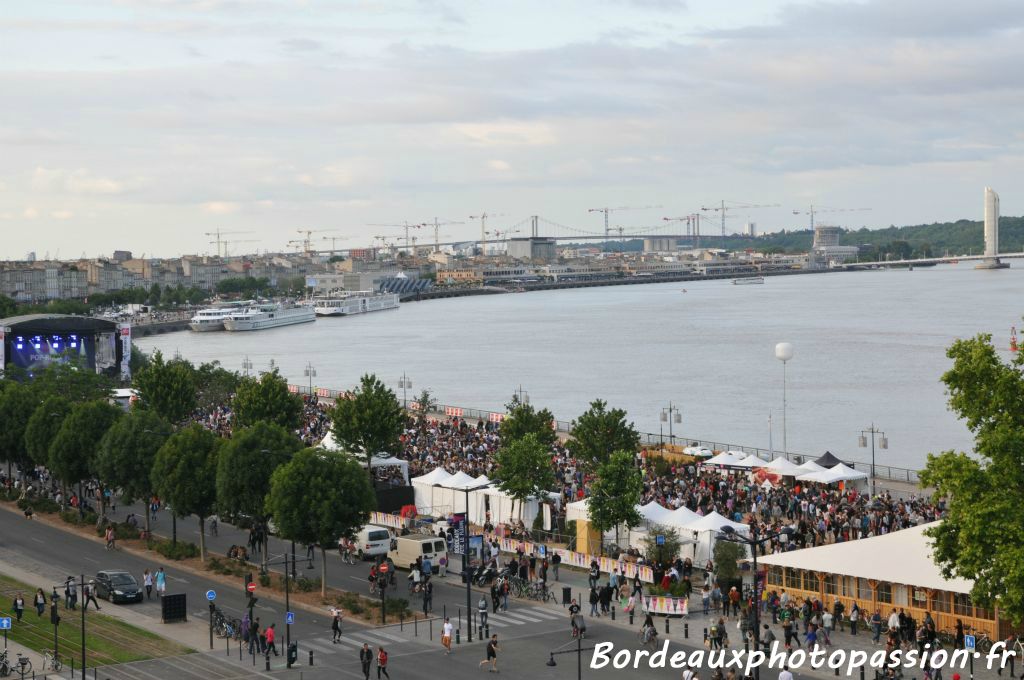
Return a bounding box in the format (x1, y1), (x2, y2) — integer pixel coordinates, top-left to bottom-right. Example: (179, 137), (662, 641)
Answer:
(43, 649), (62, 672)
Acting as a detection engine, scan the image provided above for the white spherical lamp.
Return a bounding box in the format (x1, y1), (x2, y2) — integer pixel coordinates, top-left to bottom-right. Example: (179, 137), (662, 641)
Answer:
(775, 342), (794, 363)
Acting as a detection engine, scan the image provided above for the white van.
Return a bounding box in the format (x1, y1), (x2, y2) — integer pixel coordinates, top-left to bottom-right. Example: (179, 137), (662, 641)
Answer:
(388, 535), (448, 573)
(351, 525), (394, 560)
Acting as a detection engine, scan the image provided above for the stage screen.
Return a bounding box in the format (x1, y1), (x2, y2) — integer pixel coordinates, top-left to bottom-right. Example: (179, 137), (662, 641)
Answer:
(8, 333), (96, 372)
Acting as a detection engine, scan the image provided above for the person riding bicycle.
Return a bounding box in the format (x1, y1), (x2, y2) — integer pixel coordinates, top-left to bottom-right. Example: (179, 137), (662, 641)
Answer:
(369, 564), (379, 591)
(568, 599), (581, 634)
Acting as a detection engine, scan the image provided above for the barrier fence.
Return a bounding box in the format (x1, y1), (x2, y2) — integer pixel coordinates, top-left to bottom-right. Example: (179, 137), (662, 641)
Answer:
(296, 386), (921, 484)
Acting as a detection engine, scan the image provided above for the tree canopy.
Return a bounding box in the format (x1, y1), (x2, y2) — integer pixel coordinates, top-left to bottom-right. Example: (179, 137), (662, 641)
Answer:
(133, 350), (197, 425)
(920, 334), (1024, 624)
(588, 450), (643, 545)
(0, 382), (39, 475)
(193, 361), (242, 414)
(24, 395), (72, 467)
(567, 399), (641, 471)
(27, 359), (114, 403)
(499, 394), (557, 448)
(266, 448), (376, 596)
(151, 423), (221, 560)
(95, 409), (172, 533)
(216, 421), (301, 524)
(330, 373), (405, 470)
(233, 369), (303, 431)
(494, 433), (556, 520)
(48, 400), (123, 488)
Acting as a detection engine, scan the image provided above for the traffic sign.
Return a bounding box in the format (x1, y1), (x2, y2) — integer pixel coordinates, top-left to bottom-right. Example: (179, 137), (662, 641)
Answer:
(965, 635), (976, 650)
(379, 563), (389, 573)
(206, 590), (216, 601)
(0, 617), (10, 630)
(656, 534), (666, 546)
(247, 582), (257, 593)
(286, 612), (294, 625)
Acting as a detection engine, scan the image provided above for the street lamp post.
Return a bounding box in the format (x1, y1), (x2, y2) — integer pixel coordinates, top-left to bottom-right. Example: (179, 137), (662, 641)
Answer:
(303, 362), (316, 396)
(398, 374), (412, 409)
(546, 635), (595, 680)
(514, 385), (530, 405)
(659, 403), (682, 447)
(436, 482), (490, 643)
(858, 425), (888, 498)
(260, 553), (294, 668)
(242, 356), (253, 377)
(716, 525), (793, 680)
(774, 343), (794, 455)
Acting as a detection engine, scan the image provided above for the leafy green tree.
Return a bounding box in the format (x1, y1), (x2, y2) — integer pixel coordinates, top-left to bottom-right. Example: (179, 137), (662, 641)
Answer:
(48, 400), (122, 499)
(95, 410), (172, 535)
(330, 374), (405, 473)
(713, 541), (745, 585)
(499, 394), (557, 448)
(151, 424), (221, 561)
(233, 369), (303, 430)
(24, 395), (72, 467)
(266, 448), (376, 596)
(567, 399), (641, 472)
(216, 422), (301, 566)
(588, 450), (643, 550)
(134, 351), (197, 424)
(0, 294), (17, 318)
(194, 361), (241, 413)
(0, 382), (39, 479)
(148, 282), (162, 306)
(30, 358), (114, 403)
(494, 433), (556, 521)
(920, 334), (1024, 624)
(641, 525), (685, 566)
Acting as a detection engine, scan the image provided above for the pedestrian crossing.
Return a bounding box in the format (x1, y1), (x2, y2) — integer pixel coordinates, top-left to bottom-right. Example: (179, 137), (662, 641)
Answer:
(297, 606), (566, 658)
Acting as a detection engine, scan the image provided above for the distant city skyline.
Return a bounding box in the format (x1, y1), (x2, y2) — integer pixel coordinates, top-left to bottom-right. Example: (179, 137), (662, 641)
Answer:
(1, 0), (1022, 258)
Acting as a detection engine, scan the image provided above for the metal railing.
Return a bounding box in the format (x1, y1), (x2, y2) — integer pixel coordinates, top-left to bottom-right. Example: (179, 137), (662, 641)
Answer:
(293, 385), (922, 485)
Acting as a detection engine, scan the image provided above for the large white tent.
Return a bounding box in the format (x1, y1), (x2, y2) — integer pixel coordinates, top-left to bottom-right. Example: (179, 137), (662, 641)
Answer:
(318, 432), (410, 484)
(685, 511), (750, 565)
(638, 501), (674, 524)
(797, 460), (828, 475)
(733, 454), (766, 469)
(798, 463), (869, 486)
(763, 457), (805, 476)
(702, 451), (745, 468)
(663, 505), (700, 531)
(412, 468), (453, 512)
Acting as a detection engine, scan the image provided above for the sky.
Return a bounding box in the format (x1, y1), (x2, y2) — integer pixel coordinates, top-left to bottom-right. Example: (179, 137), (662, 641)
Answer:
(1, 0), (1023, 259)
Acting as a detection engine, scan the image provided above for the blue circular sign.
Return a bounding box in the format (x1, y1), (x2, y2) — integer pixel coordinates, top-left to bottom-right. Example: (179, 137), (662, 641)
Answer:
(206, 589), (216, 601)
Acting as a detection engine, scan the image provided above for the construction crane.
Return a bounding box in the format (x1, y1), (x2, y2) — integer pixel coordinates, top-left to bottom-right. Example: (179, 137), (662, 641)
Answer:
(286, 239), (306, 252)
(322, 235), (349, 254)
(587, 206), (661, 243)
(204, 229), (253, 257)
(662, 215), (703, 249)
(212, 238), (259, 257)
(423, 218), (465, 252)
(701, 200), (781, 248)
(469, 213), (507, 257)
(792, 205), (872, 230)
(295, 229), (336, 252)
(367, 223), (423, 254)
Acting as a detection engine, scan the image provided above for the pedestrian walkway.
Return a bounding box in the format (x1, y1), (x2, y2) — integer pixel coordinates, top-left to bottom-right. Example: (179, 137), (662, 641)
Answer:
(47, 652), (276, 680)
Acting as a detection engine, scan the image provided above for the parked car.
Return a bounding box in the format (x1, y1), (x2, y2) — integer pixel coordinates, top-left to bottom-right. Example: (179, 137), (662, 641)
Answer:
(94, 570), (143, 604)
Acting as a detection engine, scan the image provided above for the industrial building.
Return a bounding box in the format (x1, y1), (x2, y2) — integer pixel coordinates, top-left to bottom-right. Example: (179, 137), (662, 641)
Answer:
(507, 237), (557, 263)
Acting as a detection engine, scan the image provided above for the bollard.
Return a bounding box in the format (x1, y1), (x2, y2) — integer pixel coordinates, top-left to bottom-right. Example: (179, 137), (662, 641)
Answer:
(415, 617), (418, 637)
(611, 606), (615, 621)
(95, 669), (98, 680)
(459, 607), (462, 631)
(479, 625), (484, 640)
(745, 640), (749, 654)
(430, 619), (433, 641)
(486, 624), (490, 638)
(226, 635), (230, 656)
(456, 629), (461, 645)
(239, 638), (243, 661)
(685, 623), (689, 639)
(265, 656), (271, 672)
(400, 614), (404, 631)
(704, 627), (708, 641)
(665, 617), (670, 634)
(835, 668), (840, 677)
(309, 650), (314, 666)
(860, 667), (866, 680)
(630, 610), (634, 625)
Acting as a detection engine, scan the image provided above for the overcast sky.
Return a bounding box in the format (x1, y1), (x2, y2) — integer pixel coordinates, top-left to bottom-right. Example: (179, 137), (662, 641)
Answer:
(1, 0), (1022, 259)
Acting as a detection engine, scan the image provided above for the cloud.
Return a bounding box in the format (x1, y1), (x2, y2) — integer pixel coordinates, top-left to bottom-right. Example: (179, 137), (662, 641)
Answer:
(486, 160), (511, 171)
(280, 37), (323, 53)
(452, 122), (558, 147)
(31, 168), (126, 195)
(201, 201), (240, 214)
(612, 0), (686, 10)
(50, 209), (74, 219)
(23, 207), (39, 219)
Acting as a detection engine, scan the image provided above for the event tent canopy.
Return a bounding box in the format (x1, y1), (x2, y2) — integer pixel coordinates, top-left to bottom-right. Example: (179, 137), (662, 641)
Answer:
(637, 501), (674, 524)
(753, 522), (972, 594)
(763, 457), (805, 476)
(702, 451), (745, 468)
(685, 511), (749, 534)
(318, 432), (410, 483)
(411, 468), (452, 485)
(815, 451), (846, 468)
(733, 454), (765, 468)
(663, 506), (701, 530)
(442, 471), (482, 489)
(799, 463), (869, 484)
(797, 460), (827, 475)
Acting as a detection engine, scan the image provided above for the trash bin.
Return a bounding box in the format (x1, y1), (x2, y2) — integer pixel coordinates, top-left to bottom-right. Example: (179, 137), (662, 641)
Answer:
(562, 586), (572, 605)
(287, 642), (298, 666)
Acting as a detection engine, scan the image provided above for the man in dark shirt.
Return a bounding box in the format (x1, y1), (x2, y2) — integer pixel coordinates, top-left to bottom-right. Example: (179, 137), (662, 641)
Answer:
(478, 634), (500, 672)
(359, 643), (373, 680)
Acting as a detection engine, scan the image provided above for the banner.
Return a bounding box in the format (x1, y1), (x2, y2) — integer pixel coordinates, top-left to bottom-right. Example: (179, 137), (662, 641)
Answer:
(543, 504), (551, 531)
(481, 532), (654, 583)
(0, 328), (5, 376)
(642, 595), (689, 616)
(118, 325), (132, 381)
(452, 513), (467, 555)
(368, 511), (405, 530)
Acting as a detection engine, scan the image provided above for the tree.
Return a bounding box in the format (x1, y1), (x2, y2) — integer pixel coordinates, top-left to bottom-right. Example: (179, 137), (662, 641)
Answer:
(499, 394), (557, 448)
(641, 525), (685, 566)
(0, 382), (39, 479)
(567, 399), (641, 472)
(920, 333), (1024, 624)
(330, 374), (404, 473)
(233, 370), (303, 430)
(134, 351), (197, 425)
(494, 433), (556, 521)
(713, 541), (745, 585)
(151, 424), (221, 561)
(194, 361), (241, 413)
(588, 451), (643, 550)
(95, 410), (172, 536)
(411, 388), (438, 426)
(266, 448), (376, 597)
(30, 358), (114, 403)
(24, 395), (72, 467)
(216, 422), (301, 567)
(0, 294), (16, 318)
(48, 400), (122, 498)
(148, 282), (162, 306)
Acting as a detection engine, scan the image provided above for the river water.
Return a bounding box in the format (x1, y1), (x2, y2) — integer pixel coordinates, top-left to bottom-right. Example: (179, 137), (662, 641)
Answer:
(136, 266), (1021, 470)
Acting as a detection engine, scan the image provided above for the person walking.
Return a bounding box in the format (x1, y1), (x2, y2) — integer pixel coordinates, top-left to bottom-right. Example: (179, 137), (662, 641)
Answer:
(248, 617), (260, 655)
(155, 567), (167, 598)
(143, 569), (153, 599)
(588, 586), (600, 617)
(422, 581), (433, 615)
(377, 646), (390, 679)
(552, 552), (561, 581)
(359, 644), (373, 680)
(34, 588), (46, 617)
(478, 594), (489, 628)
(331, 610), (343, 643)
(105, 525), (115, 550)
(12, 593), (25, 622)
(265, 623), (279, 656)
(479, 634), (500, 673)
(64, 577), (76, 610)
(83, 580), (101, 611)
(442, 617), (454, 655)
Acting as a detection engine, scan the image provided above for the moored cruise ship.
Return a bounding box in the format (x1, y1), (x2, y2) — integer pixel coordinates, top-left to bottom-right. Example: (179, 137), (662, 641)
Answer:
(222, 302), (316, 332)
(308, 291), (400, 317)
(189, 300), (253, 332)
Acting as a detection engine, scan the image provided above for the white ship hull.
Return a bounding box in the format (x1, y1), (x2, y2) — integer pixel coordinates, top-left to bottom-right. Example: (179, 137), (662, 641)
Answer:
(312, 293), (400, 317)
(223, 306), (316, 331)
(189, 321), (225, 332)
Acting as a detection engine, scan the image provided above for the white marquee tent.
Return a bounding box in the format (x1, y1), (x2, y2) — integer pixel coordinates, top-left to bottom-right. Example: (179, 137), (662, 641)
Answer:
(638, 501), (674, 524)
(702, 451), (745, 468)
(733, 454), (766, 468)
(318, 432), (410, 484)
(763, 457), (805, 476)
(798, 463), (869, 486)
